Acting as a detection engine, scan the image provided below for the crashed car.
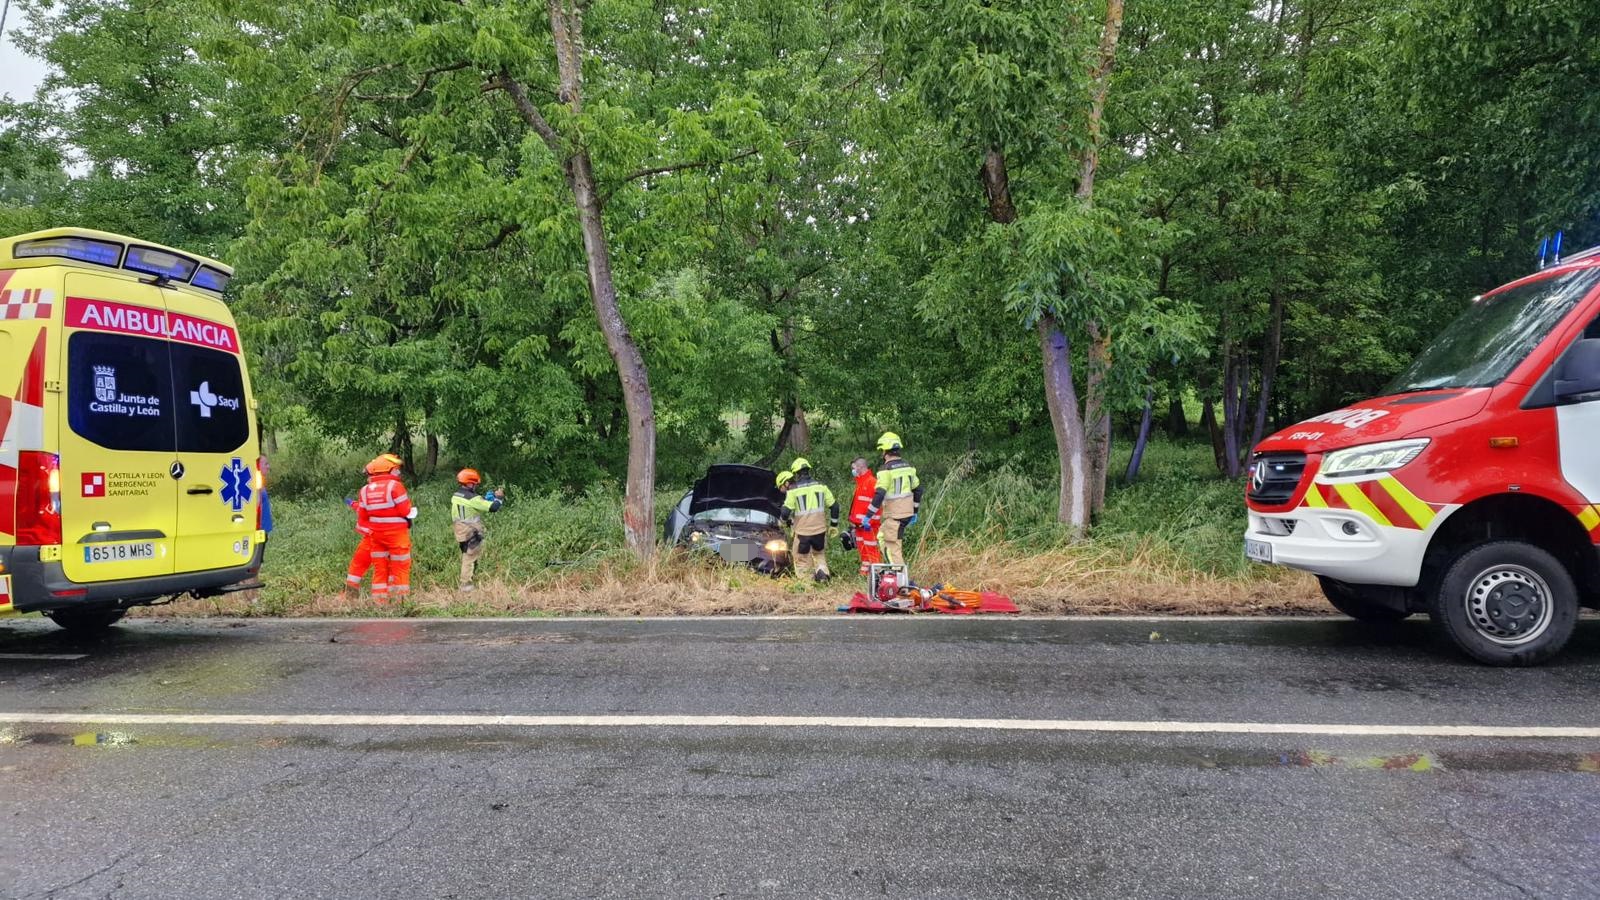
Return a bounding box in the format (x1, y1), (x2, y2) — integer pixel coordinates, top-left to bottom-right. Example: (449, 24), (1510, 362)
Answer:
(663, 464), (792, 575)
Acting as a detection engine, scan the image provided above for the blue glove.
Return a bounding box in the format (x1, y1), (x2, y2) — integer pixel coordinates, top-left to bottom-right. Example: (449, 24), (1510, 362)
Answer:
(905, 514), (919, 530)
(344, 496), (356, 509)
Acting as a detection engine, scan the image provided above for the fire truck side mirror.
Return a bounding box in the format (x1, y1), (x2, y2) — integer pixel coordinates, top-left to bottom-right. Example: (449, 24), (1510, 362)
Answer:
(1555, 339), (1600, 402)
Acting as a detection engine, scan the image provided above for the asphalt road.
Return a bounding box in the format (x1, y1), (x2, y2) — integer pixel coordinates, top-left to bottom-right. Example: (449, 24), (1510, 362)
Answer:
(4, 615), (1600, 899)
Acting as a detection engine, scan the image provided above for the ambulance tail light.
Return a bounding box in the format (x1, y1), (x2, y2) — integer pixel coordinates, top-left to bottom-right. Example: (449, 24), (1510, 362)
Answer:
(17, 451), (62, 546)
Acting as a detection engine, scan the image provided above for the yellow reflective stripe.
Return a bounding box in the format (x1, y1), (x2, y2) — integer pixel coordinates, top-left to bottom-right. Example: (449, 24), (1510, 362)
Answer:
(1334, 482), (1392, 527)
(1303, 484), (1328, 508)
(1580, 505), (1600, 532)
(1377, 477), (1436, 529)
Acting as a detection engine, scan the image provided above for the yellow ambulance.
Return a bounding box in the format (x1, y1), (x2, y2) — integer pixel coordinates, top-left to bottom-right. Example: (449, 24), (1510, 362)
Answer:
(0, 228), (265, 633)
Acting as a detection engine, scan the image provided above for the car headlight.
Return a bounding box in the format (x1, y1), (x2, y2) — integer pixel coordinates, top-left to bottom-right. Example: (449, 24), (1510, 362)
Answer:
(764, 539), (788, 553)
(1320, 439), (1429, 478)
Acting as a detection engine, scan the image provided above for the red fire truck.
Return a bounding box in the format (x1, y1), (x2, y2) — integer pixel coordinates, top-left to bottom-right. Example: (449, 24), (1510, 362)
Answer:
(1245, 245), (1600, 665)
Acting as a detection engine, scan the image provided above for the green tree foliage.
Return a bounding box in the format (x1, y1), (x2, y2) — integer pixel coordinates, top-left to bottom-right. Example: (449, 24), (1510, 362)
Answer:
(6, 0), (1595, 544)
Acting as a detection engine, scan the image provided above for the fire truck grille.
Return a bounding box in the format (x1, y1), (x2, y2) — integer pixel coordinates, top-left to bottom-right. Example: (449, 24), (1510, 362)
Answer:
(1248, 452), (1307, 506)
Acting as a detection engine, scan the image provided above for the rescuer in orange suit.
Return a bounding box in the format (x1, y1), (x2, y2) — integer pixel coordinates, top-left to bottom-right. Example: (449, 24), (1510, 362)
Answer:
(341, 454), (400, 599)
(349, 454), (416, 603)
(846, 457), (883, 575)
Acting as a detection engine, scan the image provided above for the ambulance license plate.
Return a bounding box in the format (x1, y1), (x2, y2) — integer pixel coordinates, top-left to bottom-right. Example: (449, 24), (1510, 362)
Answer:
(84, 542), (156, 564)
(1244, 539), (1273, 564)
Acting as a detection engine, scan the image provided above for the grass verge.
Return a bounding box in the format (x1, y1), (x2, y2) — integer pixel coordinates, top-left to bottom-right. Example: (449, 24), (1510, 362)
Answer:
(135, 438), (1328, 618)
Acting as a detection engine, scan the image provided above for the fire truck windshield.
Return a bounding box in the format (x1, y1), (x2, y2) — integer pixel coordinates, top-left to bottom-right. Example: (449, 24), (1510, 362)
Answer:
(1387, 268), (1600, 393)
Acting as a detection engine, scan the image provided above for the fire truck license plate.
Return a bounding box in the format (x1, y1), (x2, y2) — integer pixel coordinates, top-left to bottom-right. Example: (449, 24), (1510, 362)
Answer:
(1244, 539), (1273, 564)
(84, 542), (156, 564)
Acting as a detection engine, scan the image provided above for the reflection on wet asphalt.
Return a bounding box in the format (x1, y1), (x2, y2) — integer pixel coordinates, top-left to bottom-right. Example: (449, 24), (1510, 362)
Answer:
(3, 616), (1600, 899)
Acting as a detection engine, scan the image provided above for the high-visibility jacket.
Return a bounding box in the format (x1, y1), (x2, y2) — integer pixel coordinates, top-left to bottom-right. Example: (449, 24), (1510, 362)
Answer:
(783, 477), (838, 536)
(451, 488), (501, 526)
(357, 473), (413, 534)
(870, 457), (922, 520)
(850, 471), (881, 530)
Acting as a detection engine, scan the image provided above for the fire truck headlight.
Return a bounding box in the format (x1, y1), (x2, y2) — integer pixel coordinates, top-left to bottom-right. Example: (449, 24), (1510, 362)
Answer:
(1321, 439), (1430, 478)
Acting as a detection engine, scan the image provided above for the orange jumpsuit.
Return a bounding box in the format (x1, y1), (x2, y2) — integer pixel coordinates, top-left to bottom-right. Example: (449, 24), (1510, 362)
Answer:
(850, 470), (883, 573)
(344, 497), (376, 592)
(354, 472), (414, 602)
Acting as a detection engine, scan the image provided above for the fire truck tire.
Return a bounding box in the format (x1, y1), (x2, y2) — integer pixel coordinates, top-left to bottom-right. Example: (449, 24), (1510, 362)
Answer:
(1317, 577), (1411, 622)
(1431, 541), (1578, 666)
(45, 607), (128, 636)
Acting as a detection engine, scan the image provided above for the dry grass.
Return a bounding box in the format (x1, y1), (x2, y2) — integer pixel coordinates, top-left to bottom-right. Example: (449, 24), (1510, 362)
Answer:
(136, 540), (1325, 619)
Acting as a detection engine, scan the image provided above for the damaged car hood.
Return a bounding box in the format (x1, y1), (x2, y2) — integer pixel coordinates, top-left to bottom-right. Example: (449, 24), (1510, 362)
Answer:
(688, 464), (786, 521)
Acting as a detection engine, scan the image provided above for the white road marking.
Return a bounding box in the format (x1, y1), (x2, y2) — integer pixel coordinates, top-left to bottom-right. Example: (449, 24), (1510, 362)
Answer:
(0, 711), (1597, 739)
(0, 653), (88, 661)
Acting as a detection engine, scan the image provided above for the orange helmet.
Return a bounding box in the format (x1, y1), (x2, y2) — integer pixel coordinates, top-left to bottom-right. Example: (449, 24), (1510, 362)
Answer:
(366, 454), (403, 476)
(457, 468), (482, 486)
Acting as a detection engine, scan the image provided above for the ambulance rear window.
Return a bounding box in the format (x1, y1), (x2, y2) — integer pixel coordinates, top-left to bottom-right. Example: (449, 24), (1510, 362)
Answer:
(172, 343), (250, 453)
(67, 332), (176, 452)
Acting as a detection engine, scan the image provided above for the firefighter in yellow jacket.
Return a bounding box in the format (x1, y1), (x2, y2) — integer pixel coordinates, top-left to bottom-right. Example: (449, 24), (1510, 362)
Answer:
(451, 468), (503, 592)
(855, 432), (922, 565)
(781, 458), (839, 583)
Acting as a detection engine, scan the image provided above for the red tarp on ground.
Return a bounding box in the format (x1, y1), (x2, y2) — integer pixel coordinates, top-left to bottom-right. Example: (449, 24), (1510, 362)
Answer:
(840, 590), (1020, 615)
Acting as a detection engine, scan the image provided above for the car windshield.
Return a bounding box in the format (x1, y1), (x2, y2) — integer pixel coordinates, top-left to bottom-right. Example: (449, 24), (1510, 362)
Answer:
(694, 507), (779, 528)
(1387, 269), (1600, 393)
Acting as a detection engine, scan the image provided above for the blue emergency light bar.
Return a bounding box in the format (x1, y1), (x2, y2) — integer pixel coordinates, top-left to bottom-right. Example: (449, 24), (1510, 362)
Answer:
(124, 244), (200, 281)
(15, 235), (123, 266)
(190, 266), (232, 292)
(11, 234), (228, 293)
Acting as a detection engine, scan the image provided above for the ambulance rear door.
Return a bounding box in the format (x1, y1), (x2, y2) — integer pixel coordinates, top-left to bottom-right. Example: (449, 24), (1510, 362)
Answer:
(163, 287), (258, 573)
(58, 273), (179, 582)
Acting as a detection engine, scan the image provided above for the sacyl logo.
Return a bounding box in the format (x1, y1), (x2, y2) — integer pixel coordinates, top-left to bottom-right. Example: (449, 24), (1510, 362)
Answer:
(189, 381), (240, 418)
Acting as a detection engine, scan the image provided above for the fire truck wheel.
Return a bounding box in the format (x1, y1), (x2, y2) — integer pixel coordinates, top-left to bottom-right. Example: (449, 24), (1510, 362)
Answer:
(1317, 577), (1410, 622)
(1431, 542), (1578, 666)
(45, 607), (128, 637)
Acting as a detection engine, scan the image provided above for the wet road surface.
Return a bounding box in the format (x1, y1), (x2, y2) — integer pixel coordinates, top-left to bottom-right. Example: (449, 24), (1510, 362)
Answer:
(3, 616), (1600, 898)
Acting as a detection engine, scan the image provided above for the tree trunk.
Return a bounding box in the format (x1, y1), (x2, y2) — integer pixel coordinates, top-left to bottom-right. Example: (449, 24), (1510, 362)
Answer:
(390, 405), (413, 474)
(1076, 0), (1126, 202)
(1084, 325), (1112, 515)
(1039, 315), (1092, 534)
(1165, 393), (1188, 438)
(425, 431), (440, 476)
(1220, 351), (1251, 479)
(1075, 0), (1124, 515)
(791, 404), (811, 452)
(1201, 396), (1225, 473)
(564, 151), (656, 555)
(756, 397), (796, 469)
(1125, 388), (1155, 484)
(1250, 292), (1285, 451)
(495, 8), (659, 557)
